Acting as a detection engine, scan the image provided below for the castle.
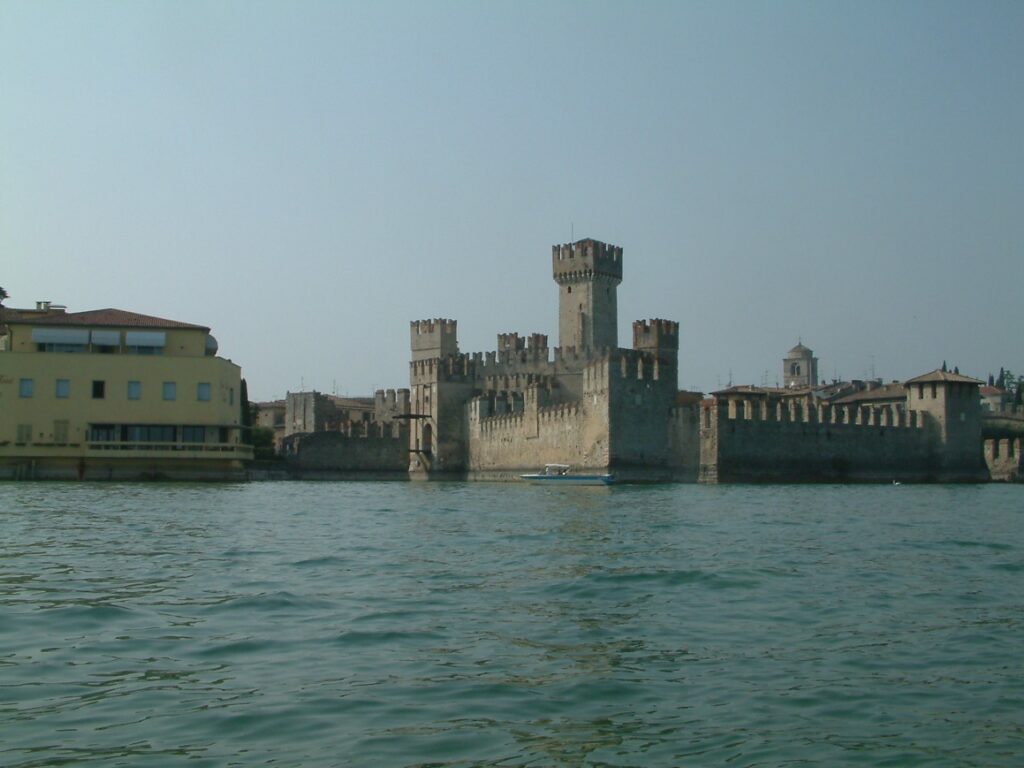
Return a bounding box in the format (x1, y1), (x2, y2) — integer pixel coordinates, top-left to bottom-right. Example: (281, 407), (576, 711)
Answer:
(272, 238), (1011, 483)
(406, 239), (698, 481)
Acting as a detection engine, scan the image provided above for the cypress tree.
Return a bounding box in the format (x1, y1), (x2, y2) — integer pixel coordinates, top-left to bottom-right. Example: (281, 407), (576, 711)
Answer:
(240, 378), (252, 445)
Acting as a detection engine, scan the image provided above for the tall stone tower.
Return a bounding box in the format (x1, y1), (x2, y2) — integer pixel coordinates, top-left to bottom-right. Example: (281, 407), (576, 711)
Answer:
(552, 238), (623, 351)
(783, 342), (818, 388)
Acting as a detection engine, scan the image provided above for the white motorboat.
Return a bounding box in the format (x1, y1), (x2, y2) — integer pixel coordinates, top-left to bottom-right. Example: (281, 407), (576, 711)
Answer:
(519, 464), (615, 485)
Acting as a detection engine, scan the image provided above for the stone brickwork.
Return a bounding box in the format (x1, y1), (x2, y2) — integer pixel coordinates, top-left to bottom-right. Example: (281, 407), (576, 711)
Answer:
(985, 438), (1022, 482)
(282, 420), (410, 476)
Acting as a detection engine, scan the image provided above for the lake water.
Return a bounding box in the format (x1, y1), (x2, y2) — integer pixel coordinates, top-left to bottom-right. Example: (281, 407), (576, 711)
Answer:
(1, 481), (1022, 766)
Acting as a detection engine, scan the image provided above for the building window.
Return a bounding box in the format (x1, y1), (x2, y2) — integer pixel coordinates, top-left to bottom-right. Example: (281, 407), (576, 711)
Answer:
(127, 381), (142, 400)
(92, 380), (105, 399)
(182, 425), (206, 443)
(54, 420), (69, 444)
(56, 379), (70, 398)
(88, 424), (116, 442)
(16, 424), (32, 443)
(127, 346), (162, 355)
(197, 382), (211, 401)
(163, 382), (177, 401)
(39, 343), (88, 353)
(121, 425), (176, 442)
(19, 379), (34, 398)
(229, 388), (234, 406)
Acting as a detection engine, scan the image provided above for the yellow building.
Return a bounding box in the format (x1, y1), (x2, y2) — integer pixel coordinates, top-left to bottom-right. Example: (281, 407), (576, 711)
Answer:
(0, 302), (252, 480)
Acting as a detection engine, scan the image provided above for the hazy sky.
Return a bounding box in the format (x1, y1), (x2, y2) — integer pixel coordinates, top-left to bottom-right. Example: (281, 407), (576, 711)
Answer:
(3, 1), (1021, 400)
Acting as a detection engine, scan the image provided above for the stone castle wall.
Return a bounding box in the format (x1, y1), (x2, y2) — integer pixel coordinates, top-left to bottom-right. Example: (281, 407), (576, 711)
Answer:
(467, 395), (605, 474)
(464, 348), (699, 480)
(699, 399), (950, 483)
(669, 404), (701, 482)
(283, 421), (409, 474)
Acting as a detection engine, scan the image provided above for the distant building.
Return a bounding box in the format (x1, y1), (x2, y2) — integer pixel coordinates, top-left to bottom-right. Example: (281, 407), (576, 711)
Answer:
(254, 399), (286, 453)
(0, 302), (251, 479)
(980, 385), (1013, 413)
(783, 342), (818, 388)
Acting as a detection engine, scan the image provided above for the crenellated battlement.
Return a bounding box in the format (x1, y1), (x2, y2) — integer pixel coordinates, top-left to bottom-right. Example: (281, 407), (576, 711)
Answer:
(374, 388), (411, 421)
(410, 354), (475, 384)
(633, 318), (680, 352)
(410, 318), (459, 361)
(710, 397), (927, 430)
(552, 238), (623, 284)
(411, 318), (457, 335)
(374, 388), (410, 407)
(497, 332), (525, 352)
(985, 437), (1022, 482)
(412, 345), (593, 385)
(470, 386), (583, 433)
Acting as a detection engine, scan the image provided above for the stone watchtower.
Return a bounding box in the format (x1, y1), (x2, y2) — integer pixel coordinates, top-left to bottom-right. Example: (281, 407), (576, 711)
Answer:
(905, 369), (986, 478)
(783, 342), (818, 388)
(552, 238), (623, 352)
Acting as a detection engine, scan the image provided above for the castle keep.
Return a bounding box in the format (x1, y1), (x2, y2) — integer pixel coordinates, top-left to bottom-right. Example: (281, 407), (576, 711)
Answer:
(407, 239), (699, 481)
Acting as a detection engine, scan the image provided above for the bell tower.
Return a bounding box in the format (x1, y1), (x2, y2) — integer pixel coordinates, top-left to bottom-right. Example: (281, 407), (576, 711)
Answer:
(552, 238), (623, 351)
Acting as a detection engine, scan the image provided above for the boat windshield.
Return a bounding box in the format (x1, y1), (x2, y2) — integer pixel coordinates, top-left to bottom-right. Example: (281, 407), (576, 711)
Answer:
(543, 464), (571, 476)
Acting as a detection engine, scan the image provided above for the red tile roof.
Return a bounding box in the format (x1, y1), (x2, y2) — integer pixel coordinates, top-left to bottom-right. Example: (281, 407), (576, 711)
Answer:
(905, 369), (983, 385)
(3, 308), (208, 331)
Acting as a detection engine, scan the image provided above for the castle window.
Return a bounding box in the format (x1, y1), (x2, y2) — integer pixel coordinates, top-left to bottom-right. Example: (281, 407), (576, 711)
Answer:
(918, 383), (924, 399)
(567, 286), (572, 294)
(931, 382), (937, 399)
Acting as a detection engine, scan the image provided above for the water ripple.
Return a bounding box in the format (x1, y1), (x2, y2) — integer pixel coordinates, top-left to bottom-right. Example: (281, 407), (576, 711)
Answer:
(1, 482), (1022, 766)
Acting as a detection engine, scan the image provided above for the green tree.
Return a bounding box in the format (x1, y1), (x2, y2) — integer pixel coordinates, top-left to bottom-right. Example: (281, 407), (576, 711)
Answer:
(240, 378), (252, 445)
(251, 427), (277, 459)
(0, 286), (8, 305)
